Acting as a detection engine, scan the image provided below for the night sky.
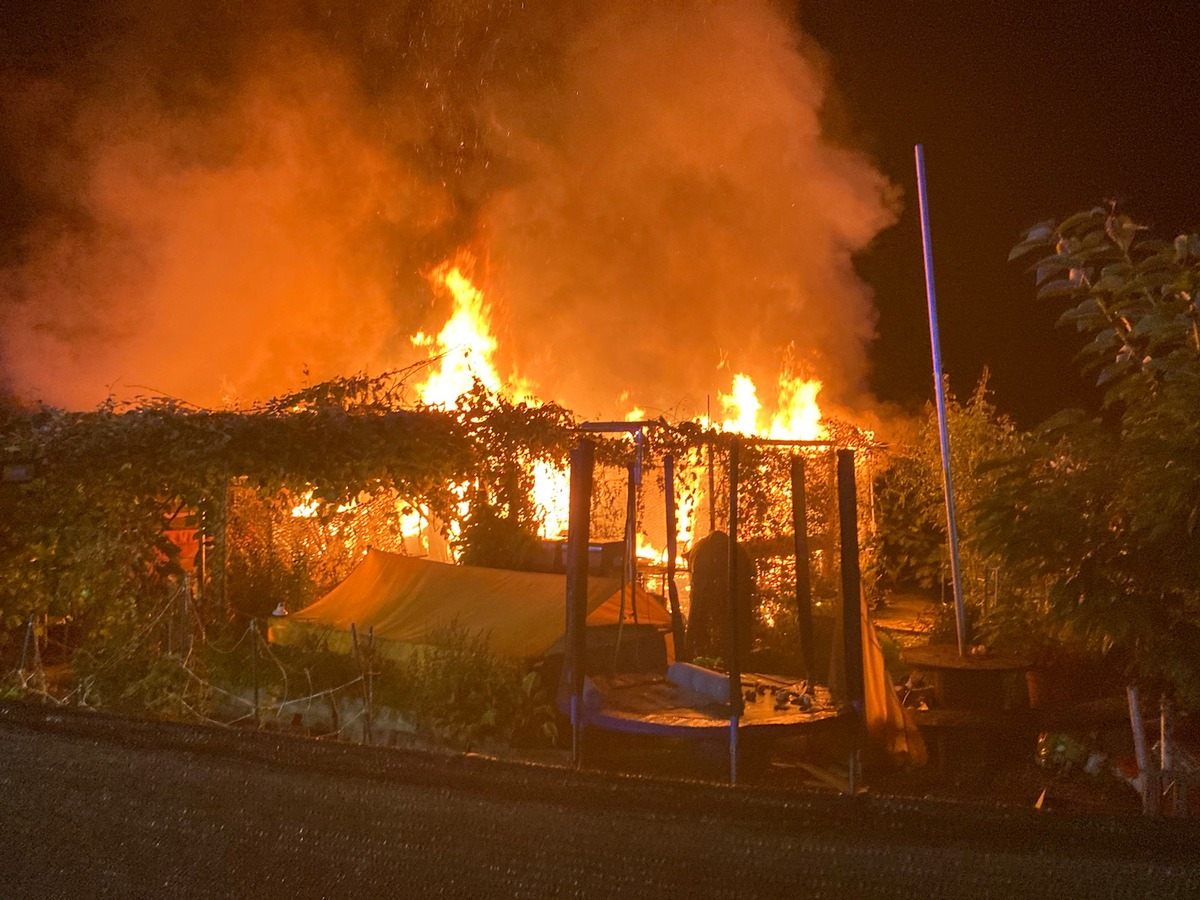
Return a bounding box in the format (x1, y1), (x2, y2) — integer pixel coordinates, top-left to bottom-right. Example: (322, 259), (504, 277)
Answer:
(2, 2), (1198, 427)
(801, 2), (1200, 425)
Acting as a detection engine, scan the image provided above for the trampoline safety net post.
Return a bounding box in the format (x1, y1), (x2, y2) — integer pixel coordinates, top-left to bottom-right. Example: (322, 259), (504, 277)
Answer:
(727, 436), (745, 786)
(837, 448), (867, 792)
(566, 439), (595, 769)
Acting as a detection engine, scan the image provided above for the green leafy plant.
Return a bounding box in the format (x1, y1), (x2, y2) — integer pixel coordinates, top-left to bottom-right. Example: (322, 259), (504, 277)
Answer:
(391, 619), (556, 750)
(979, 207), (1200, 708)
(865, 375), (1026, 610)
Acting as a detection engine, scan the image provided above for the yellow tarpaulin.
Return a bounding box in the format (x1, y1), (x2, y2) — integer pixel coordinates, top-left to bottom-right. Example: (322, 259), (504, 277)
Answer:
(272, 548), (672, 660)
(828, 597), (928, 765)
(862, 602), (928, 765)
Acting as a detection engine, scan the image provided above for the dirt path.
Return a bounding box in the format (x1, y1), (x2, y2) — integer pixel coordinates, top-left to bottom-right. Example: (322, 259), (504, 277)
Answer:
(1, 703), (1196, 898)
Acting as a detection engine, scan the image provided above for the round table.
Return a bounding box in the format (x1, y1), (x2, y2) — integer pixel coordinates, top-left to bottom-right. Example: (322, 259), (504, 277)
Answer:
(901, 644), (1031, 711)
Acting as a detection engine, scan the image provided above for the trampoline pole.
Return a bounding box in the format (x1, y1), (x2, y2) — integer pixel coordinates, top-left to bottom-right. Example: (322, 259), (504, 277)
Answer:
(663, 453), (687, 662)
(791, 454), (815, 688)
(727, 437), (744, 786)
(730, 716), (740, 787)
(566, 440), (595, 769)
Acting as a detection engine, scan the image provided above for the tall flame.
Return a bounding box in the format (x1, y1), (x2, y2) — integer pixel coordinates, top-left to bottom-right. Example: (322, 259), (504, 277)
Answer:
(638, 363), (825, 568)
(770, 373), (823, 440)
(413, 259), (504, 405)
(413, 257), (569, 542)
(719, 373), (763, 435)
(716, 370), (825, 441)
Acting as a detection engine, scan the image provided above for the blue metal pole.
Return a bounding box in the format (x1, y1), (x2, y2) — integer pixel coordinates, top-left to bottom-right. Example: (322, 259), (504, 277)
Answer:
(915, 144), (968, 656)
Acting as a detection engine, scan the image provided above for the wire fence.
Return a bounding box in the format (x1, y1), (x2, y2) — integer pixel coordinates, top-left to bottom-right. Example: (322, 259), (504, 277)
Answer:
(6, 582), (387, 746)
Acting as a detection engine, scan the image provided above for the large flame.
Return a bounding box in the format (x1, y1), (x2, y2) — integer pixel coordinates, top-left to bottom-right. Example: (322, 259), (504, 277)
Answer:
(717, 370), (825, 441)
(414, 259), (504, 405)
(298, 254), (831, 560)
(636, 361), (825, 568)
(413, 258), (570, 543)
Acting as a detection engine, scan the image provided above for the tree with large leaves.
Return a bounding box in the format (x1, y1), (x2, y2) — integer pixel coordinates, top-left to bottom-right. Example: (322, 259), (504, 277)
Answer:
(981, 207), (1200, 707)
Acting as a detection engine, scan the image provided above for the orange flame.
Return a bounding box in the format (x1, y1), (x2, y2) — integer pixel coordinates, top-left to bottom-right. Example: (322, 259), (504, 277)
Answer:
(406, 258), (831, 556)
(413, 258), (569, 542)
(713, 370), (825, 441)
(414, 259), (503, 405)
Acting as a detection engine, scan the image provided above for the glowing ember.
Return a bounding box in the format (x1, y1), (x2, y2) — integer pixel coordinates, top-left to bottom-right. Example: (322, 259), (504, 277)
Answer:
(291, 489), (320, 518)
(290, 489), (364, 520)
(674, 452), (703, 548)
(636, 532), (665, 564)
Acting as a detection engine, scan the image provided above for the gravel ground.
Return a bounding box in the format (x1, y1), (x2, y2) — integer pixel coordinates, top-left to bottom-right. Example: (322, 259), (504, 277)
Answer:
(1, 702), (1197, 899)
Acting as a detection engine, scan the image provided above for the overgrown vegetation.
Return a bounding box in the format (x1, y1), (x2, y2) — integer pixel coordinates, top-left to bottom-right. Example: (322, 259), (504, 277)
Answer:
(0, 371), (573, 744)
(865, 208), (1199, 713)
(867, 374), (1026, 606)
(980, 207), (1200, 706)
(863, 376), (1066, 657)
(389, 620), (557, 749)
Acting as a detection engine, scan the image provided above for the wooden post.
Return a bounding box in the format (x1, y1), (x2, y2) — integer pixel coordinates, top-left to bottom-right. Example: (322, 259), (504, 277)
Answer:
(727, 437), (744, 785)
(663, 453), (688, 662)
(837, 449), (866, 789)
(566, 439), (595, 768)
(250, 618), (260, 727)
(1128, 684), (1160, 815)
(352, 622), (374, 746)
(791, 455), (815, 686)
(837, 450), (866, 709)
(19, 615), (33, 676)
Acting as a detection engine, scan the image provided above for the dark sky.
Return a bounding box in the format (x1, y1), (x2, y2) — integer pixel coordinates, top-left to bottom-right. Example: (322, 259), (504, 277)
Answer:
(801, 1), (1200, 425)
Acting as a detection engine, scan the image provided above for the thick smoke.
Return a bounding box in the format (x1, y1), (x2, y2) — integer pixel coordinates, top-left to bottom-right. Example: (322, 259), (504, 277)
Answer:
(0, 1), (897, 415)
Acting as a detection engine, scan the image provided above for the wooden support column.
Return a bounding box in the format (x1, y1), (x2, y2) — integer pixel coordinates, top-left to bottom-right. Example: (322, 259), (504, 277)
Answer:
(663, 453), (688, 662)
(791, 455), (815, 686)
(727, 437), (744, 785)
(837, 449), (865, 791)
(566, 439), (595, 768)
(837, 449), (866, 709)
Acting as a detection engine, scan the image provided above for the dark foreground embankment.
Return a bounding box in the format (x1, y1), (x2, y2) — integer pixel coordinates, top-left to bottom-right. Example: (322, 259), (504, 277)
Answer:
(1, 702), (1196, 898)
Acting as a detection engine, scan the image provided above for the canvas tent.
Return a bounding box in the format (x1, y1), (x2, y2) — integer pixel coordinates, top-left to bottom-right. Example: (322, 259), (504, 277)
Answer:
(271, 548), (672, 660)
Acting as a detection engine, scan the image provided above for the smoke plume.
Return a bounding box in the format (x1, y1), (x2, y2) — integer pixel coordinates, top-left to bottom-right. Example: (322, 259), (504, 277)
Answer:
(0, 1), (897, 416)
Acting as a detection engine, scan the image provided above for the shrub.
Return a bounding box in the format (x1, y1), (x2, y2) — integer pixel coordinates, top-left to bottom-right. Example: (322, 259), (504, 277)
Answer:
(391, 620), (557, 750)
